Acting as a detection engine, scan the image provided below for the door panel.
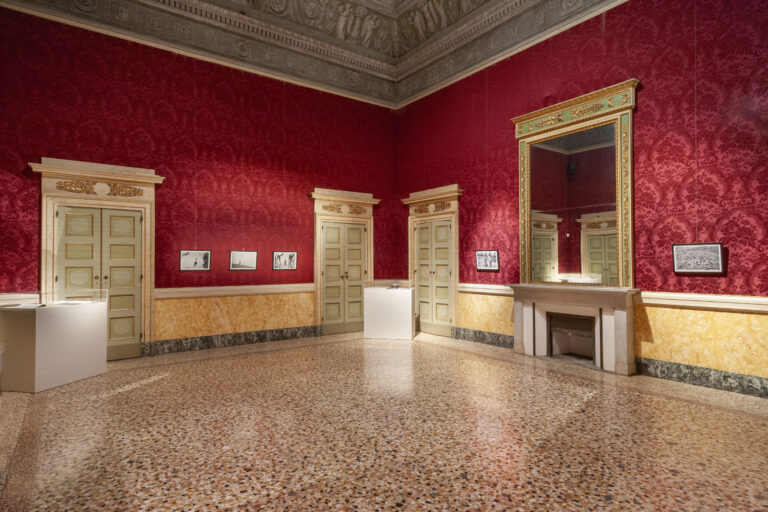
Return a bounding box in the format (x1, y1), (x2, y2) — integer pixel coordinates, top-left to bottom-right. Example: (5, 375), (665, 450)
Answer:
(415, 220), (452, 337)
(102, 209), (142, 360)
(322, 221), (367, 334)
(343, 224), (365, 331)
(586, 234), (617, 285)
(532, 234), (554, 281)
(322, 222), (345, 334)
(56, 207), (100, 300)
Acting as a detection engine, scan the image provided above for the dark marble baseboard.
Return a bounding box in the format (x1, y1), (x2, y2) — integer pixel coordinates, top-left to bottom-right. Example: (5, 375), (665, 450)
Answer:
(451, 327), (515, 349)
(636, 357), (768, 398)
(142, 325), (322, 357)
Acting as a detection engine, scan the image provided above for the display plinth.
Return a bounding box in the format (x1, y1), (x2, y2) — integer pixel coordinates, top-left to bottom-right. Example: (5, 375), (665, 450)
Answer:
(0, 300), (107, 393)
(364, 287), (415, 340)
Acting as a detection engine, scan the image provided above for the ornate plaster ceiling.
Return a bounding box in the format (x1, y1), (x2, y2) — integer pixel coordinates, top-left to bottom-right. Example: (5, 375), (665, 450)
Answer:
(1, 0), (627, 107)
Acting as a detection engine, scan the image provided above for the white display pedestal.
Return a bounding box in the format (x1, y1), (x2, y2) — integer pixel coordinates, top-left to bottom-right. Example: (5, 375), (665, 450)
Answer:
(0, 301), (107, 393)
(364, 287), (415, 340)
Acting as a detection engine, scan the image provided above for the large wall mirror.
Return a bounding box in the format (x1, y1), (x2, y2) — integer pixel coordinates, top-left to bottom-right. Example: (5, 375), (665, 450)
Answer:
(512, 79), (638, 287)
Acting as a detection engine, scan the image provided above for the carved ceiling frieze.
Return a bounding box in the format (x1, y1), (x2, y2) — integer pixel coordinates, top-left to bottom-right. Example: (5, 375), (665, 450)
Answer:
(1, 0), (626, 106)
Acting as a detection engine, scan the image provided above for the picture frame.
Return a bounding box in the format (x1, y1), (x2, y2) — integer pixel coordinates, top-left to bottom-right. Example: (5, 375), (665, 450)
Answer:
(476, 250), (499, 272)
(672, 243), (724, 274)
(273, 251), (297, 270)
(179, 250), (211, 271)
(229, 251), (257, 271)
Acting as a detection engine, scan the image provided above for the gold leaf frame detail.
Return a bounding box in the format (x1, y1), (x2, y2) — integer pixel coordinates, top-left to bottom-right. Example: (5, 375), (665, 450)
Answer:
(513, 79), (638, 288)
(321, 203), (343, 214)
(108, 183), (144, 197)
(347, 204), (366, 215)
(56, 180), (97, 195)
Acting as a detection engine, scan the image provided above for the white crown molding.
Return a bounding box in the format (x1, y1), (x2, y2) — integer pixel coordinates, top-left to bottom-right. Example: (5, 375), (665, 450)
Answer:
(154, 283), (314, 299)
(636, 292), (768, 314)
(458, 283), (514, 296)
(0, 293), (41, 306)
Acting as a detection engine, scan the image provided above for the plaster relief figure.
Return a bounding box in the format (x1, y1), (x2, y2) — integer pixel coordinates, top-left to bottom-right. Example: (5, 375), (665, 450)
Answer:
(432, 0), (448, 29)
(336, 3), (352, 39)
(390, 20), (403, 56)
(459, 0), (472, 15)
(419, 1), (437, 33)
(349, 6), (368, 40)
(408, 10), (427, 41)
(361, 14), (380, 47)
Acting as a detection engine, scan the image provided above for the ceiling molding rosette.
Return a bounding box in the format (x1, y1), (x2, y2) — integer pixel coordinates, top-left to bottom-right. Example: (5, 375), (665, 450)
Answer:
(1, 0), (627, 106)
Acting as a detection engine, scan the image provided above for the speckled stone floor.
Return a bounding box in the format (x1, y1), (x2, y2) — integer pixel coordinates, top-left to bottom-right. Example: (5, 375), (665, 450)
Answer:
(1, 333), (767, 511)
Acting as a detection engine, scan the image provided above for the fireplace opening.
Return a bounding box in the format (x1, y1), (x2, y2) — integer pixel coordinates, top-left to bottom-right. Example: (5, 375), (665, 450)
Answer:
(547, 313), (596, 367)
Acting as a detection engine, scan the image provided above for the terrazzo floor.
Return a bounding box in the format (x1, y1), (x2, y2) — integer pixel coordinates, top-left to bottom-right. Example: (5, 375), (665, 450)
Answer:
(1, 333), (767, 511)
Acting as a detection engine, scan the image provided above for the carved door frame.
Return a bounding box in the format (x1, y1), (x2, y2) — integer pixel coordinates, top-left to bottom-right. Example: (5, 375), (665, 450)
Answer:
(310, 188), (379, 329)
(402, 184), (462, 333)
(32, 157), (165, 345)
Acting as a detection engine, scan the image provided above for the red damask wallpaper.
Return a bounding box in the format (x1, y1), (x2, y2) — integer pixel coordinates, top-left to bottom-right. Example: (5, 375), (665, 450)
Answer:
(396, 0), (768, 295)
(0, 9), (399, 291)
(1, 0), (766, 296)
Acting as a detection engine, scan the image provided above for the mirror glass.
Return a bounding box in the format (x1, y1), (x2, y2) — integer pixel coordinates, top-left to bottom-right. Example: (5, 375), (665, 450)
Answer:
(529, 123), (617, 284)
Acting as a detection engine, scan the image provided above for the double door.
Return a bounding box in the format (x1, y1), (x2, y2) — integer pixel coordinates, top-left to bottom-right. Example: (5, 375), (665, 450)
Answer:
(585, 233), (618, 285)
(415, 220), (452, 336)
(55, 206), (143, 360)
(532, 233), (556, 281)
(322, 222), (366, 334)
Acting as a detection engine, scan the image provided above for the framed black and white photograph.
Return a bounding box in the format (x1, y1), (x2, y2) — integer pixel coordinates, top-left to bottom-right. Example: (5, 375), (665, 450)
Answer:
(672, 243), (724, 274)
(273, 251), (297, 270)
(229, 251), (257, 271)
(476, 250), (499, 271)
(179, 250), (211, 271)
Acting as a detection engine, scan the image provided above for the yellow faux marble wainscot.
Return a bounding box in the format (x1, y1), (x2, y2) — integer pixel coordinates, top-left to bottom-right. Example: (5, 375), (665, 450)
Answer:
(153, 292), (315, 341)
(634, 305), (768, 379)
(459, 292), (514, 336)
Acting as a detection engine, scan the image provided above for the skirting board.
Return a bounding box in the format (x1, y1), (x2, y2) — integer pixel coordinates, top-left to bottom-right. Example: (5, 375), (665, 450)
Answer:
(636, 357), (768, 399)
(451, 327), (515, 349)
(449, 327), (767, 398)
(142, 325), (322, 356)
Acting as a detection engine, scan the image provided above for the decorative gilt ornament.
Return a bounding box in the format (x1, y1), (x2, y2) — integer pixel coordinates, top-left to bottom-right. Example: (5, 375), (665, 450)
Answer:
(56, 180), (97, 195)
(347, 204), (366, 215)
(413, 204), (430, 214)
(321, 203), (343, 214)
(433, 201), (450, 212)
(107, 183), (144, 197)
(572, 103), (603, 118)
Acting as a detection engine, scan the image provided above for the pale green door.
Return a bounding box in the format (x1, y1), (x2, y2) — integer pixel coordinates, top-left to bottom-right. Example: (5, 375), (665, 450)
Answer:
(322, 222), (366, 335)
(103, 209), (143, 360)
(55, 206), (101, 301)
(586, 233), (618, 285)
(532, 234), (555, 281)
(415, 220), (452, 337)
(55, 206), (143, 360)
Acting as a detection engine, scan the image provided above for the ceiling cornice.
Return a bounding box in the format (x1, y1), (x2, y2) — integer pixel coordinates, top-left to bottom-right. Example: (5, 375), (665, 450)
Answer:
(0, 0), (628, 108)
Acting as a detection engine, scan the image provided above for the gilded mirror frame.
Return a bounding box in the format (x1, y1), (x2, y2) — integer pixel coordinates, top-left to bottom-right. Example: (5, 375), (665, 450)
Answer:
(512, 79), (639, 287)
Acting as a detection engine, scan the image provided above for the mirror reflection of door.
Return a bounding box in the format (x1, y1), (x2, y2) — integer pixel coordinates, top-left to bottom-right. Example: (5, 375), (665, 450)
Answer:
(55, 206), (142, 360)
(415, 220), (452, 336)
(322, 221), (366, 335)
(529, 123), (617, 283)
(531, 211), (561, 282)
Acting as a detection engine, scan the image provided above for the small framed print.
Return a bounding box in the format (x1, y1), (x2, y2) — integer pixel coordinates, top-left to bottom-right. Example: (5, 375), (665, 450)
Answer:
(476, 250), (499, 272)
(273, 251), (297, 270)
(672, 243), (724, 274)
(179, 250), (211, 271)
(229, 251), (257, 271)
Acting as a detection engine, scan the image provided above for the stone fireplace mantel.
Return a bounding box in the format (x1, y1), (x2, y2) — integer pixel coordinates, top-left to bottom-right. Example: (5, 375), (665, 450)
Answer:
(510, 284), (640, 375)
